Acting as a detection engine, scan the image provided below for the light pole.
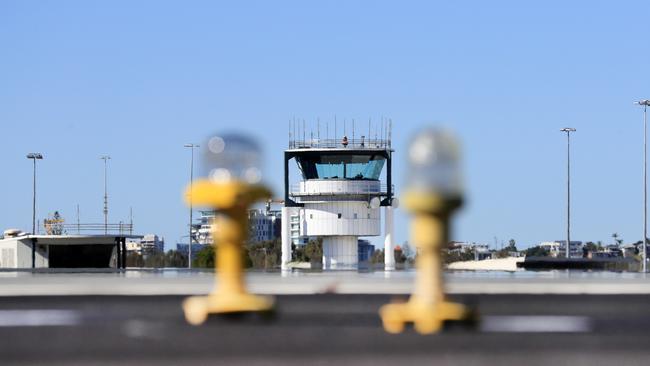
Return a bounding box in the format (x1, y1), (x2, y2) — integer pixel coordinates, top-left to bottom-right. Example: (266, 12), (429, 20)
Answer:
(100, 155), (111, 235)
(635, 100), (650, 272)
(26, 153), (43, 234)
(560, 128), (576, 259)
(184, 143), (199, 268)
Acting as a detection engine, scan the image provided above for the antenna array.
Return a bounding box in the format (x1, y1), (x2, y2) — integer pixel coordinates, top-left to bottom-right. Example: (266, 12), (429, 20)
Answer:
(288, 116), (393, 149)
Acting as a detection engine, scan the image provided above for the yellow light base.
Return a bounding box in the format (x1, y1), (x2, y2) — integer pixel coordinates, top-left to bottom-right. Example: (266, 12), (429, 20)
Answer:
(379, 299), (471, 334)
(183, 293), (275, 326)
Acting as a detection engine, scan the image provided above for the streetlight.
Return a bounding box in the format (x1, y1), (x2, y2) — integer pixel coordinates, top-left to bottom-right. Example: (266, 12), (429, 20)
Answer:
(635, 99), (650, 272)
(184, 143), (199, 269)
(100, 155), (111, 235)
(26, 153), (43, 235)
(560, 128), (576, 259)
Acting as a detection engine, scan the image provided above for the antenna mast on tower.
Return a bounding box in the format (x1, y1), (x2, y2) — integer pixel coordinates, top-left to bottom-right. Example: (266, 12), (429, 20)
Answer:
(335, 115), (337, 141)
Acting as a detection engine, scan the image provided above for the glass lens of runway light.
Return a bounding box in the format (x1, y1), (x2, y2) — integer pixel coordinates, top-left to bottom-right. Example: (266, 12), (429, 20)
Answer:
(203, 133), (263, 184)
(406, 128), (463, 197)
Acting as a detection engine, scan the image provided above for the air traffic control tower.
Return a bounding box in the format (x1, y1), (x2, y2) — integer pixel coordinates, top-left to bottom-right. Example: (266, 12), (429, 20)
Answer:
(281, 122), (395, 270)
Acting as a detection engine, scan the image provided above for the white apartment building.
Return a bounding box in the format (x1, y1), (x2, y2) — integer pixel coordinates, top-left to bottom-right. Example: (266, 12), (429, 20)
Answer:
(126, 234), (164, 255)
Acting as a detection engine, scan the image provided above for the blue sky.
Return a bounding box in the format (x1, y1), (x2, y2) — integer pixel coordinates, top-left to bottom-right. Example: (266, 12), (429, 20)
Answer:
(1, 1), (649, 250)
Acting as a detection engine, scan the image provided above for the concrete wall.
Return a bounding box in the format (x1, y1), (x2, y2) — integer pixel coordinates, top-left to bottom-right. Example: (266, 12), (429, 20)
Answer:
(0, 238), (48, 268)
(301, 201), (380, 237)
(0, 238), (18, 268)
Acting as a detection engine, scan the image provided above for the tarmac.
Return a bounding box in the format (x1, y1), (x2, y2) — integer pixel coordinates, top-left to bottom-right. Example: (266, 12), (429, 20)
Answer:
(2, 270), (650, 365)
(2, 268), (650, 295)
(2, 293), (650, 365)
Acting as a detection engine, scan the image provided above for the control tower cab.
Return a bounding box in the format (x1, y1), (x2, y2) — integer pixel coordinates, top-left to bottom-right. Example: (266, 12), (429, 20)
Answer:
(281, 130), (395, 270)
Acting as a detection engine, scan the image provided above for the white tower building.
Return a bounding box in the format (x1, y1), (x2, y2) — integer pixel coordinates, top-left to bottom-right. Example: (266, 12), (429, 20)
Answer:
(281, 127), (395, 270)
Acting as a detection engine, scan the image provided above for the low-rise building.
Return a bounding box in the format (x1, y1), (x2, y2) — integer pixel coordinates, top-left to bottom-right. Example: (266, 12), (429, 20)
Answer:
(0, 229), (140, 269)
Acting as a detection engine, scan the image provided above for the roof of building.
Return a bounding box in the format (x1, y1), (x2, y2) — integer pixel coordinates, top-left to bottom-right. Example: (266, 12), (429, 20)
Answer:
(1, 234), (143, 245)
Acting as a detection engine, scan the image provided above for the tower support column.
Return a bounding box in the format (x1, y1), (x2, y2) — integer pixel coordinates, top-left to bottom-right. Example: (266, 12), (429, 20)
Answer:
(281, 206), (292, 270)
(384, 205), (395, 270)
(322, 236), (358, 269)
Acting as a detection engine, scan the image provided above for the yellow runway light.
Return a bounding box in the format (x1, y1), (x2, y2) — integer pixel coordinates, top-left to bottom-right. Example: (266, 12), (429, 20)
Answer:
(379, 128), (473, 334)
(182, 133), (274, 325)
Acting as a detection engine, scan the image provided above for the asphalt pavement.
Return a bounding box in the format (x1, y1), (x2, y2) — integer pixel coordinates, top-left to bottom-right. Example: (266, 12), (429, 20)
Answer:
(2, 293), (650, 365)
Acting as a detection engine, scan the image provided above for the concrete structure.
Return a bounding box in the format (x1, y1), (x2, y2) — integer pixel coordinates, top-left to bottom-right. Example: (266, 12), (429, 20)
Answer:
(0, 230), (141, 269)
(282, 130), (395, 270)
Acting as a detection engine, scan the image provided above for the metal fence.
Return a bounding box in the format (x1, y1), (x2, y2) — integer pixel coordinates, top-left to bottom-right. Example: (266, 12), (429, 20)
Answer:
(289, 138), (391, 149)
(45, 223), (134, 235)
(290, 183), (393, 196)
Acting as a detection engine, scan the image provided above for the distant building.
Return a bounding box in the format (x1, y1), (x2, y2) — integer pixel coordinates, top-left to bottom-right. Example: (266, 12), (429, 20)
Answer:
(126, 234), (164, 255)
(621, 243), (640, 258)
(289, 212), (309, 246)
(191, 210), (216, 246)
(448, 241), (492, 260)
(539, 240), (583, 258)
(248, 207), (281, 243)
(125, 239), (140, 253)
(603, 245), (623, 257)
(190, 205), (284, 246)
(588, 251), (617, 259)
(290, 211), (310, 246)
(358, 239), (375, 262)
(176, 243), (208, 260)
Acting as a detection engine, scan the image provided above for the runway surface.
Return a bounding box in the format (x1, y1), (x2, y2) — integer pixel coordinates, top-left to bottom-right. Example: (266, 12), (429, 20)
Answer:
(4, 269), (650, 295)
(2, 293), (650, 365)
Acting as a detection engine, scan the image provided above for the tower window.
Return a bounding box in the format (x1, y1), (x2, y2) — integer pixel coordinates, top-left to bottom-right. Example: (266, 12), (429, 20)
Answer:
(353, 213), (358, 219)
(337, 213), (342, 219)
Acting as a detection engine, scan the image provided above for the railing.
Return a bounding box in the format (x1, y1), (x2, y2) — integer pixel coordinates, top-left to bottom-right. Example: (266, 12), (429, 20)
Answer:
(289, 138), (391, 149)
(290, 183), (393, 197)
(43, 223), (134, 235)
